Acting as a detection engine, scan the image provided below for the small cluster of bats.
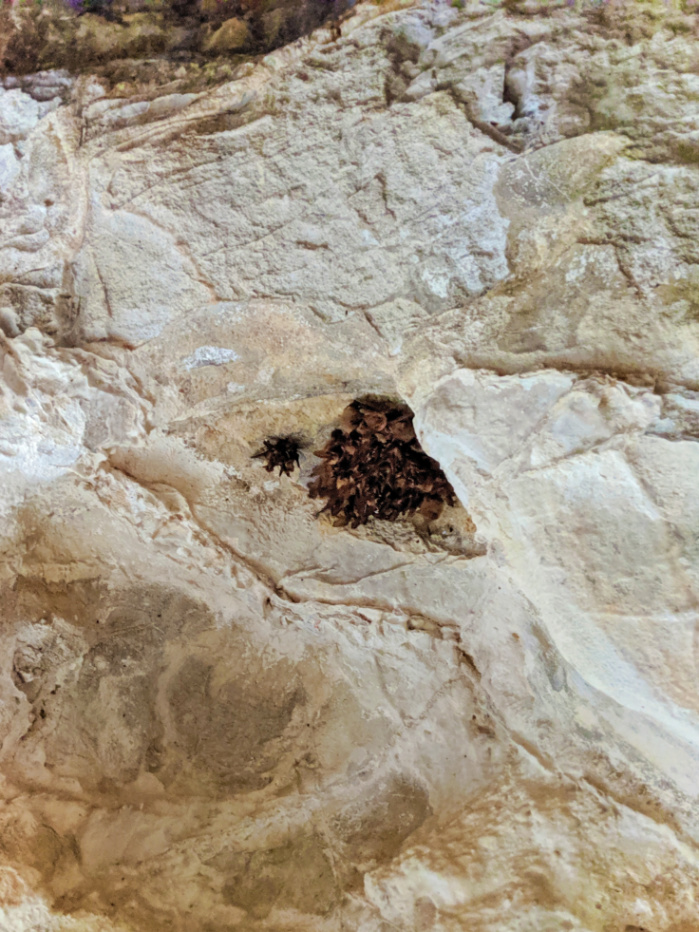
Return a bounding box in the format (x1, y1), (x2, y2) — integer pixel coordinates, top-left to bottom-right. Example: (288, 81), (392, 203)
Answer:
(252, 397), (456, 528)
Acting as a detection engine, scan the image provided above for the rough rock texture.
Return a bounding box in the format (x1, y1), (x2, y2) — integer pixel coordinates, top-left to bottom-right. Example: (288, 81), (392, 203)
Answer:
(0, 0), (353, 74)
(1, 0), (699, 930)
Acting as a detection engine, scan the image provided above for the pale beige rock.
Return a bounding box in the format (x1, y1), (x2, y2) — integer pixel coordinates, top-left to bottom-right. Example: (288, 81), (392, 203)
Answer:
(1, 1), (699, 930)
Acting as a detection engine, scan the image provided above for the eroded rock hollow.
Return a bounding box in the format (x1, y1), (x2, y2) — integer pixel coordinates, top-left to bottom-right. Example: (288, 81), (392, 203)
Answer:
(1, 0), (699, 929)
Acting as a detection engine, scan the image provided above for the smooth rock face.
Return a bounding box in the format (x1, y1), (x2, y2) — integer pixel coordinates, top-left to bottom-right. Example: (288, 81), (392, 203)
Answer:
(1, 1), (699, 930)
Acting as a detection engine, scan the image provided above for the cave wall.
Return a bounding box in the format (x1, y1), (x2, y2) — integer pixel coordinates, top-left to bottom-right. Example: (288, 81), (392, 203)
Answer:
(1, 1), (699, 930)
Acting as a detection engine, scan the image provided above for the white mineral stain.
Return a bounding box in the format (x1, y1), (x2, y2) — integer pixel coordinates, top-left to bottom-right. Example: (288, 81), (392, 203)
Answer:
(181, 346), (240, 369)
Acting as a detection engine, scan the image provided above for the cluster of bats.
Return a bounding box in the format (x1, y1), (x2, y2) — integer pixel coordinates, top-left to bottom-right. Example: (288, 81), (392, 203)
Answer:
(252, 397), (456, 527)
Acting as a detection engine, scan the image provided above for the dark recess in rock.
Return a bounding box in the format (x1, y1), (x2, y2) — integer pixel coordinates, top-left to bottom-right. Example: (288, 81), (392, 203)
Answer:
(0, 0), (355, 76)
(308, 396), (457, 528)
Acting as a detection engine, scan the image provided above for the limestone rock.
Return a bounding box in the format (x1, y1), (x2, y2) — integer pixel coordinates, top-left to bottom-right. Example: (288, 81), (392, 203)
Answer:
(0, 0), (353, 73)
(1, 1), (699, 931)
(203, 17), (250, 53)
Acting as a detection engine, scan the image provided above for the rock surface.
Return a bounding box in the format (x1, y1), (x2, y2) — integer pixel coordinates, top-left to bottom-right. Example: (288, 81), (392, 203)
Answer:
(1, 1), (699, 930)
